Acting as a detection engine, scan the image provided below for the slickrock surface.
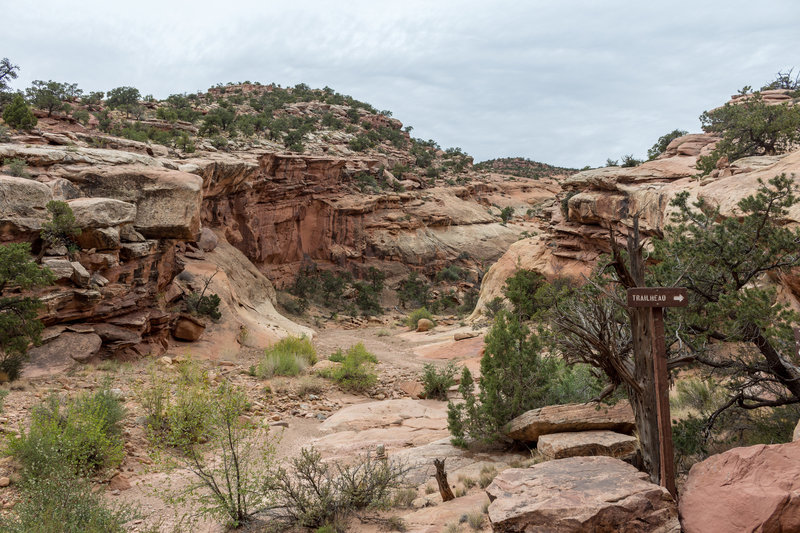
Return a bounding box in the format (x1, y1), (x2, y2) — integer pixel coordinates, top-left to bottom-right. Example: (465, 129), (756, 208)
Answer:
(486, 456), (679, 533)
(680, 440), (800, 533)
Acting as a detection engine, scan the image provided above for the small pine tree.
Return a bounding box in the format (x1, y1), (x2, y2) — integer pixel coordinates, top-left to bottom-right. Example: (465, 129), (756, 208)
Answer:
(2, 94), (37, 130)
(40, 201), (81, 255)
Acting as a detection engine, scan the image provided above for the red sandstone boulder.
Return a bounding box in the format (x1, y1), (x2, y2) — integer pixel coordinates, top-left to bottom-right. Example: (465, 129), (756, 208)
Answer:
(537, 430), (638, 460)
(416, 318), (434, 332)
(679, 440), (800, 533)
(172, 314), (206, 341)
(486, 456), (679, 532)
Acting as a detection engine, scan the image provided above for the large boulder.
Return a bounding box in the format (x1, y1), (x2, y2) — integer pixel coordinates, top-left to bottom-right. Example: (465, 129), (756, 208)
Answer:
(172, 314), (206, 341)
(67, 197), (136, 228)
(679, 440), (800, 533)
(486, 456), (679, 532)
(66, 165), (203, 240)
(0, 176), (52, 239)
(27, 331), (102, 364)
(504, 401), (635, 442)
(537, 430), (638, 460)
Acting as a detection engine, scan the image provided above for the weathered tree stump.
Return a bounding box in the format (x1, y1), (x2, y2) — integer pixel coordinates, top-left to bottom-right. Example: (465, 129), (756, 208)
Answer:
(434, 458), (455, 502)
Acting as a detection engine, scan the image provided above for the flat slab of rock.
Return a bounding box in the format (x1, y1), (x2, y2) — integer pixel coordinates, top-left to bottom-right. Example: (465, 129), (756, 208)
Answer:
(537, 430), (638, 460)
(504, 401), (635, 442)
(680, 440), (800, 533)
(28, 331), (102, 365)
(486, 456), (679, 533)
(67, 197), (136, 228)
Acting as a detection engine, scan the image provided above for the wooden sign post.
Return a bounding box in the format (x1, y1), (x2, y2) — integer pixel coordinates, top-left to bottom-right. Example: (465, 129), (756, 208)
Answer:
(627, 287), (687, 499)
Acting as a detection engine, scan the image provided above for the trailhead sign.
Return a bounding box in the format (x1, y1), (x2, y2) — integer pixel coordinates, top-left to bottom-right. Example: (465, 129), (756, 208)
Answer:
(626, 287), (687, 499)
(627, 287), (688, 308)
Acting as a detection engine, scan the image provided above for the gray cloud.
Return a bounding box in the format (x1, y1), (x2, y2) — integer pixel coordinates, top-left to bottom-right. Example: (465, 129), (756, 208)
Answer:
(4, 0), (799, 167)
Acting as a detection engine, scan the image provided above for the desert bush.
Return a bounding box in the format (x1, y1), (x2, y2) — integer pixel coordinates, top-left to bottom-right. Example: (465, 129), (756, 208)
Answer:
(647, 129), (687, 160)
(183, 272), (222, 321)
(182, 381), (277, 527)
(257, 336), (316, 378)
(447, 311), (602, 445)
(40, 200), (81, 254)
(392, 487), (417, 508)
(436, 265), (464, 283)
(483, 296), (504, 318)
(422, 362), (457, 400)
(267, 446), (408, 529)
(322, 343), (378, 392)
(499, 206), (514, 224)
(466, 510), (485, 530)
(405, 308), (435, 329)
(2, 157), (30, 178)
(0, 389), (7, 413)
(0, 243), (54, 381)
(2, 94), (37, 130)
(397, 272), (431, 309)
(478, 465), (496, 488)
(0, 472), (135, 533)
(9, 388), (125, 479)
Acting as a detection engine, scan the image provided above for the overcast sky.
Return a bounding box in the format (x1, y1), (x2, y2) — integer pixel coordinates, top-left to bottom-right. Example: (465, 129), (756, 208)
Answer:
(4, 1), (799, 167)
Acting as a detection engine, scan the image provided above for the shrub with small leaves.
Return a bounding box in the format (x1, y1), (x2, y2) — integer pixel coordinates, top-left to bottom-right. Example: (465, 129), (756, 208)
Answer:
(405, 308), (435, 329)
(422, 362), (457, 400)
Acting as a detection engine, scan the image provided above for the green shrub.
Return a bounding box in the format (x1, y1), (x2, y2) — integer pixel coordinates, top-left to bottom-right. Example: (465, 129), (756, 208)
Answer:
(2, 94), (37, 130)
(0, 389), (7, 413)
(257, 336), (317, 378)
(2, 157), (31, 178)
(182, 382), (277, 527)
(0, 473), (134, 533)
(397, 272), (430, 308)
(323, 343), (377, 392)
(483, 296), (504, 318)
(499, 206), (514, 224)
(447, 311), (602, 445)
(422, 362), (457, 400)
(0, 243), (53, 381)
(71, 108), (90, 125)
(40, 200), (81, 254)
(436, 265), (464, 283)
(647, 129), (687, 160)
(9, 389), (125, 478)
(405, 308), (435, 329)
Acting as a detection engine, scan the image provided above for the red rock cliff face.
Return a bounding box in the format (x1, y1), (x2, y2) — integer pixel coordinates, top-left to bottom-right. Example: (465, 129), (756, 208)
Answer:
(201, 152), (546, 287)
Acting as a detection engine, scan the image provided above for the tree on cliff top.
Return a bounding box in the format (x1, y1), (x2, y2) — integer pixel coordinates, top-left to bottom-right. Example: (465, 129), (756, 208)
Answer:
(26, 80), (82, 117)
(0, 243), (54, 380)
(2, 94), (37, 131)
(697, 90), (800, 173)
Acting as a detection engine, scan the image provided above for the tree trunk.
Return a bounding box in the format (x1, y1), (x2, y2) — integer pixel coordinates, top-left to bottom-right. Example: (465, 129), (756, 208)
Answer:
(620, 218), (663, 484)
(433, 458), (455, 502)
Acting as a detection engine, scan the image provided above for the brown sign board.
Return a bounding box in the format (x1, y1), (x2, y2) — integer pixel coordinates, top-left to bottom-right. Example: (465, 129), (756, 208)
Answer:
(627, 288), (688, 308)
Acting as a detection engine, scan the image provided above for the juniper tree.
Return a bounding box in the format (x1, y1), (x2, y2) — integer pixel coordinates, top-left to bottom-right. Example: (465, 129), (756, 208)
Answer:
(0, 243), (54, 380)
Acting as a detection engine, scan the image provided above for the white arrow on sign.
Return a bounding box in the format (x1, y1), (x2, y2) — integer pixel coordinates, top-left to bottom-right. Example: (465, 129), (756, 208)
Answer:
(673, 294), (685, 302)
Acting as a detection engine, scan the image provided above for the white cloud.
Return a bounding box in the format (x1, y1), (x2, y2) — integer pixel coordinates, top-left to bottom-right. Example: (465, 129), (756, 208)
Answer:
(4, 0), (800, 167)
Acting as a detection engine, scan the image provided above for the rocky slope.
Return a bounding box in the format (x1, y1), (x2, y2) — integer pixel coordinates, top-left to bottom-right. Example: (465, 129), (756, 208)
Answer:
(0, 83), (572, 370)
(472, 90), (800, 317)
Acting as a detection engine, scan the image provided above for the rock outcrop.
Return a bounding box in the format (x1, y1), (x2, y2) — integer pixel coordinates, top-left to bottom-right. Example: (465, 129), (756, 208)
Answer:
(486, 456), (679, 532)
(199, 151), (557, 287)
(679, 440), (800, 533)
(537, 430), (638, 460)
(504, 401), (636, 442)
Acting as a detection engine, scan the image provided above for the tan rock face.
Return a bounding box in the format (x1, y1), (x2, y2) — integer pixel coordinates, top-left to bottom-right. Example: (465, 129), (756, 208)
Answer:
(504, 401), (635, 442)
(0, 176), (52, 240)
(679, 440), (800, 533)
(67, 165), (203, 240)
(486, 456), (679, 533)
(67, 197), (136, 228)
(537, 430), (638, 460)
